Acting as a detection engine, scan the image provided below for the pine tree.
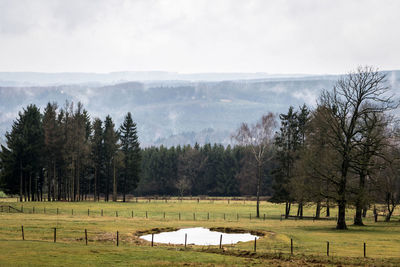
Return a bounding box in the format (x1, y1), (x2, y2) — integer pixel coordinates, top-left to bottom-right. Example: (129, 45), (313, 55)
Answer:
(2, 105), (44, 201)
(271, 106), (300, 218)
(2, 111), (25, 200)
(43, 102), (61, 201)
(91, 118), (103, 201)
(103, 115), (119, 201)
(119, 112), (141, 202)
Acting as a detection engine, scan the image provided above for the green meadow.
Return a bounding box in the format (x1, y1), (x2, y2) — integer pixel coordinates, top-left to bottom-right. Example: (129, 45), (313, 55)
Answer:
(0, 199), (399, 266)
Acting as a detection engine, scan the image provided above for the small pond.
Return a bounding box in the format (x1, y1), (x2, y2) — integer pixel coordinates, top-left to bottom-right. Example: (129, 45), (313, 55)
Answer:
(140, 227), (259, 245)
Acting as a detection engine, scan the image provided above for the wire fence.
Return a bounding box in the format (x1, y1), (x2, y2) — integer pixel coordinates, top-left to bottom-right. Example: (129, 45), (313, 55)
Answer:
(0, 224), (383, 260)
(0, 204), (347, 222)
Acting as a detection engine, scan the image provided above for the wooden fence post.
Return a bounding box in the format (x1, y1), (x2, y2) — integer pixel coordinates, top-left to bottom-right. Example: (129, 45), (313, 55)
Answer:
(254, 237), (257, 252)
(151, 233), (154, 247)
(21, 226), (24, 240)
(290, 238), (293, 255)
(54, 228), (56, 243)
(185, 233), (187, 248)
(117, 231), (119, 246)
(364, 242), (366, 258)
(219, 234), (222, 249)
(327, 241), (329, 256)
(85, 229), (88, 245)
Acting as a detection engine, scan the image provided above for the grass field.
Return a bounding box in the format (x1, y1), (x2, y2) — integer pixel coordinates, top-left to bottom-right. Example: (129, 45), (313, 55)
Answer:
(0, 198), (400, 266)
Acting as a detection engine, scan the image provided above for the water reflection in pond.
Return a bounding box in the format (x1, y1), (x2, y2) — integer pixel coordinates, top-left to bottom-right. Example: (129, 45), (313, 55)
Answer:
(140, 227), (259, 245)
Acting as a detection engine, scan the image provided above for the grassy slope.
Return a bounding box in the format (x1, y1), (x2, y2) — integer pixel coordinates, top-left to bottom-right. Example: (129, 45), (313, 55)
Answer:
(0, 199), (399, 266)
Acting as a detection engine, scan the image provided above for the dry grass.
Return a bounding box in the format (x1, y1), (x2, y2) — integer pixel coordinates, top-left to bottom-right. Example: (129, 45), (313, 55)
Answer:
(0, 199), (399, 266)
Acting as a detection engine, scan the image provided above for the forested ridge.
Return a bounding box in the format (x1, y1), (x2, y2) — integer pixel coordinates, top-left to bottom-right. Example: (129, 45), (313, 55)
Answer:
(1, 67), (400, 230)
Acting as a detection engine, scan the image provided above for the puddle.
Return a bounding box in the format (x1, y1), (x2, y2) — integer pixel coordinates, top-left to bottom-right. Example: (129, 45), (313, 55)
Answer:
(140, 227), (259, 245)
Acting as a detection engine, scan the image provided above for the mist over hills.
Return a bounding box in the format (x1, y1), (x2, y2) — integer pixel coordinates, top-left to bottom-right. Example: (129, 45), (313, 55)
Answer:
(0, 71), (316, 87)
(1, 71), (399, 147)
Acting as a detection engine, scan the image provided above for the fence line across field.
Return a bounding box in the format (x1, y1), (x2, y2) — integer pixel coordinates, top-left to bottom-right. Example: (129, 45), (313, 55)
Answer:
(1, 205), (346, 221)
(1, 204), (393, 222)
(0, 224), (371, 258)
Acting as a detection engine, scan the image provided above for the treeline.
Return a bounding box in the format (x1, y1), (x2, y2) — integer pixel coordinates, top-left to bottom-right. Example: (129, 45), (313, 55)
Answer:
(0, 103), (275, 201)
(137, 144), (274, 197)
(0, 101), (140, 202)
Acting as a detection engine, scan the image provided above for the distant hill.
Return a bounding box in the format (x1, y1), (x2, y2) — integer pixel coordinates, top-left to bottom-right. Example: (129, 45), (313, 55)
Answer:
(0, 71), (399, 146)
(0, 71), (315, 86)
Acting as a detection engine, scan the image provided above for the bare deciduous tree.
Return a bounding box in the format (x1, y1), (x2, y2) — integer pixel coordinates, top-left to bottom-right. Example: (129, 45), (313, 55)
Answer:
(232, 112), (276, 218)
(318, 66), (394, 229)
(175, 176), (191, 200)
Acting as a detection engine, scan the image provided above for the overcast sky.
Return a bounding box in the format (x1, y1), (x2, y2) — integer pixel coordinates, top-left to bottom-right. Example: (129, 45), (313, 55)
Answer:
(0, 0), (399, 74)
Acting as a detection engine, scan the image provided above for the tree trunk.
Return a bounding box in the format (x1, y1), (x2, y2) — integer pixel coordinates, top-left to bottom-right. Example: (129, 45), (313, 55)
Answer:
(29, 173), (32, 202)
(47, 167), (51, 201)
(336, 166), (348, 230)
(385, 197), (395, 222)
(53, 162), (56, 201)
(113, 159), (117, 202)
(285, 201), (291, 218)
(123, 170), (127, 203)
(19, 161), (23, 202)
(297, 202), (303, 219)
(385, 209), (394, 222)
(94, 166), (97, 202)
(35, 174), (38, 201)
(256, 163), (261, 218)
(77, 160), (80, 201)
(362, 206), (367, 218)
(326, 199), (330, 217)
(24, 173), (27, 202)
(354, 205), (364, 226)
(354, 172), (365, 226)
(71, 158), (75, 202)
(315, 201), (321, 219)
(57, 169), (61, 201)
(106, 164), (109, 202)
(337, 198), (347, 229)
(300, 203), (303, 218)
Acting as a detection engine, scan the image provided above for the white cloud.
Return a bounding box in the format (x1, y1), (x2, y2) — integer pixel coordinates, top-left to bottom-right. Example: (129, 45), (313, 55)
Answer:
(0, 0), (399, 74)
